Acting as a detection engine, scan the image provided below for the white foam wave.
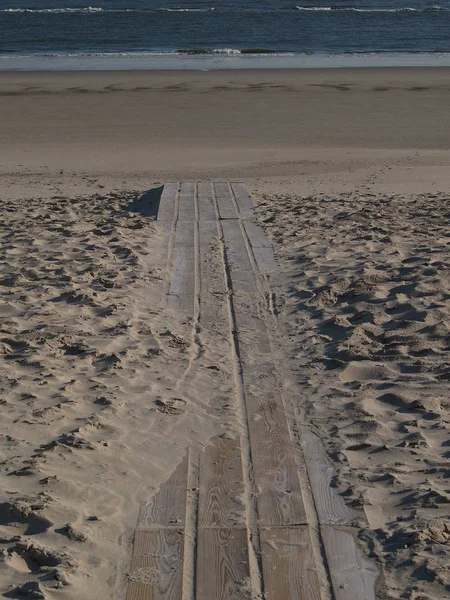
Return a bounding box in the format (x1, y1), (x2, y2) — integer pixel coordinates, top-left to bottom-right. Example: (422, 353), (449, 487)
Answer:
(295, 6), (448, 12)
(1, 6), (103, 13)
(295, 6), (331, 10)
(0, 6), (217, 13)
(2, 5), (448, 15)
(158, 7), (216, 12)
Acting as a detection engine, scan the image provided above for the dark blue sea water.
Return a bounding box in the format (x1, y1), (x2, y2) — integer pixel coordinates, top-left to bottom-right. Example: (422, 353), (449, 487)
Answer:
(0, 0), (449, 68)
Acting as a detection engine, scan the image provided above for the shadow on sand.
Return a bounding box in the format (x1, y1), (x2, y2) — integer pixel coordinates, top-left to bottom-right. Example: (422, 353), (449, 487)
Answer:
(127, 185), (164, 218)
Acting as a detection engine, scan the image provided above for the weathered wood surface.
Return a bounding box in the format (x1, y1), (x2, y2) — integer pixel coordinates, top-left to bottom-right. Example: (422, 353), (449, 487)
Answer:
(126, 530), (184, 600)
(196, 528), (250, 600)
(301, 428), (358, 526)
(197, 182), (217, 221)
(243, 386), (307, 526)
(137, 453), (188, 530)
(260, 527), (322, 600)
(178, 182), (195, 221)
(168, 222), (196, 298)
(198, 437), (245, 529)
(221, 219), (254, 274)
(157, 182), (178, 221)
(230, 182), (254, 218)
(198, 218), (218, 249)
(251, 247), (278, 274)
(214, 182), (237, 220)
(128, 181), (378, 600)
(322, 526), (378, 600)
(166, 294), (194, 311)
(243, 221), (272, 248)
(174, 221), (195, 248)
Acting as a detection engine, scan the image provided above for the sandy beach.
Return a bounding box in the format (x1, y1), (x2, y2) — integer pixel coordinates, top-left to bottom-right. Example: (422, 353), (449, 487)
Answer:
(1, 68), (450, 599)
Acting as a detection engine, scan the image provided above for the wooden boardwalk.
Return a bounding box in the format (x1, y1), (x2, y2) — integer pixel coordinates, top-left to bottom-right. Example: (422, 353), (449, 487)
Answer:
(126, 183), (378, 600)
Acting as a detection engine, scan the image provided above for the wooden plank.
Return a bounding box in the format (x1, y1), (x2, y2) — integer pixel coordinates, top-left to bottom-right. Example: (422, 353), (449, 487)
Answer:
(243, 386), (307, 526)
(260, 527), (321, 600)
(241, 361), (277, 385)
(252, 247), (277, 274)
(322, 526), (378, 600)
(197, 182), (216, 221)
(171, 246), (195, 274)
(200, 262), (227, 298)
(234, 312), (266, 335)
(301, 429), (358, 526)
(156, 220), (173, 233)
(221, 220), (253, 273)
(226, 251), (253, 275)
(196, 528), (250, 600)
(237, 332), (271, 359)
(214, 182), (237, 219)
(138, 453), (189, 530)
(167, 294), (194, 311)
(228, 270), (257, 294)
(221, 219), (245, 246)
(169, 218), (195, 296)
(126, 530), (183, 600)
(198, 437), (245, 528)
(230, 183), (254, 218)
(199, 299), (229, 332)
(178, 182), (195, 221)
(169, 273), (195, 296)
(174, 221), (195, 247)
(157, 182), (177, 221)
(198, 219), (219, 249)
(243, 221), (272, 248)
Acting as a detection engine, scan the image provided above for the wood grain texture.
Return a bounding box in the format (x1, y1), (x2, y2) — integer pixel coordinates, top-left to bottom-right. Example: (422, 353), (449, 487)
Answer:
(198, 437), (245, 528)
(301, 429), (359, 526)
(178, 182), (195, 222)
(196, 528), (251, 600)
(197, 182), (216, 221)
(137, 453), (188, 530)
(214, 182), (237, 220)
(260, 527), (321, 600)
(244, 386), (307, 526)
(157, 182), (177, 222)
(322, 526), (378, 600)
(230, 183), (254, 218)
(126, 530), (183, 600)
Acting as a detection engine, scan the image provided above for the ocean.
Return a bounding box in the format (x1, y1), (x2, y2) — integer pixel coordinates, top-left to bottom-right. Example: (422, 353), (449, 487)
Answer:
(0, 0), (449, 69)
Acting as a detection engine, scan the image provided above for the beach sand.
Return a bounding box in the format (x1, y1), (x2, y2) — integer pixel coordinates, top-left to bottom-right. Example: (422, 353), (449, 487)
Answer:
(0, 68), (449, 599)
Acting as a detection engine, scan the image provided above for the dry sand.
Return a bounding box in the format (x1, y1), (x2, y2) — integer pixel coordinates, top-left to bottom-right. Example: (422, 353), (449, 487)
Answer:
(0, 68), (449, 599)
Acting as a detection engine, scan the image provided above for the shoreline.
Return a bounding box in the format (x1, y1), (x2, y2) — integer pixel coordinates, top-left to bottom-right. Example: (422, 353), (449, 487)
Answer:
(1, 51), (450, 71)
